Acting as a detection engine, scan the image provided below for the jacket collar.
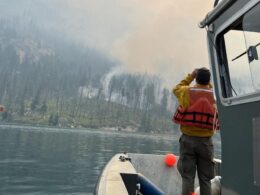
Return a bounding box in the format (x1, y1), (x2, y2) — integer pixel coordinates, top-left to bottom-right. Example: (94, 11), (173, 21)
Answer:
(194, 84), (211, 88)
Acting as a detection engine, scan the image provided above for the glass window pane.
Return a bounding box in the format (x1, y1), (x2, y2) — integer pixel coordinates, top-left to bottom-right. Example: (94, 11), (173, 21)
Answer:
(243, 4), (260, 91)
(224, 30), (254, 95)
(222, 3), (260, 97)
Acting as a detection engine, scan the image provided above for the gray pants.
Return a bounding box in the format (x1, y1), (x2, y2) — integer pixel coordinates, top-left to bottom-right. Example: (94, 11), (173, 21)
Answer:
(177, 134), (215, 195)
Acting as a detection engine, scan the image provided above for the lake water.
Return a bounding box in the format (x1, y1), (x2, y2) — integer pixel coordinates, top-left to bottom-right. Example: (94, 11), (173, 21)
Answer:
(0, 125), (221, 194)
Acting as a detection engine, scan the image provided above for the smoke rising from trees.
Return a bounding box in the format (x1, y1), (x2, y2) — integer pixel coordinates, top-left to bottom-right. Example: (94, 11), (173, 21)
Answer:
(0, 0), (213, 81)
(0, 0), (214, 132)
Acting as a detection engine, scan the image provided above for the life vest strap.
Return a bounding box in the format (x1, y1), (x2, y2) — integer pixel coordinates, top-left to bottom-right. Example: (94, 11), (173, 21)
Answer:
(174, 112), (215, 125)
(173, 107), (219, 129)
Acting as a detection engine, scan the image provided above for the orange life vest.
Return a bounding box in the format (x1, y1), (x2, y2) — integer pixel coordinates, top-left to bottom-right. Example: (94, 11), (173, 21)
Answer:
(173, 87), (219, 130)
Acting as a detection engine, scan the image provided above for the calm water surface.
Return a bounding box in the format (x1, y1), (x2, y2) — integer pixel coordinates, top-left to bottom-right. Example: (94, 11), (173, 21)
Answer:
(0, 125), (221, 194)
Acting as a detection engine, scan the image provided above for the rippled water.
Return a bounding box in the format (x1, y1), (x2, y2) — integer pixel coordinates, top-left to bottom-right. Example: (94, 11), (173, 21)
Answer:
(0, 125), (221, 194)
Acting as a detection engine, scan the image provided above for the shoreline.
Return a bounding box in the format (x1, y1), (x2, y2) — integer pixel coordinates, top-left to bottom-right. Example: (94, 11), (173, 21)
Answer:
(0, 122), (177, 138)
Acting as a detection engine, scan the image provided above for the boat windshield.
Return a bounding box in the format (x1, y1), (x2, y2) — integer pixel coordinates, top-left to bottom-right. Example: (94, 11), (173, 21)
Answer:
(222, 3), (260, 97)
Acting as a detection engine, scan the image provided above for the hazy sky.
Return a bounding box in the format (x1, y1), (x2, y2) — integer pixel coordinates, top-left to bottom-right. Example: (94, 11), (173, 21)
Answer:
(1, 0), (214, 83)
(66, 0), (213, 82)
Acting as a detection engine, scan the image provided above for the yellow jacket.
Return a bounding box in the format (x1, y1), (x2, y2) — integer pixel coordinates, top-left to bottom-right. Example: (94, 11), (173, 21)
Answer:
(173, 74), (214, 137)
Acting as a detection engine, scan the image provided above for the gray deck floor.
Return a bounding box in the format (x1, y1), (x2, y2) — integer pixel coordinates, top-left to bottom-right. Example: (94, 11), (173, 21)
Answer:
(128, 153), (199, 195)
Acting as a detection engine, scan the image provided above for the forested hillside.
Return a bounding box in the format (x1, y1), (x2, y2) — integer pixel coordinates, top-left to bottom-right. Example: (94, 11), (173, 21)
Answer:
(0, 18), (178, 133)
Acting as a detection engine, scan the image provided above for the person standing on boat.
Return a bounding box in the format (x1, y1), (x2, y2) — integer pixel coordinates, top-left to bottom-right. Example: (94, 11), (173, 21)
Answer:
(172, 67), (219, 195)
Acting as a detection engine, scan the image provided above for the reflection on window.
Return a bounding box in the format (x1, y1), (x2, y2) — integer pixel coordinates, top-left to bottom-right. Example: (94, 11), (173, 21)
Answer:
(244, 31), (260, 90)
(222, 4), (260, 97)
(224, 31), (254, 95)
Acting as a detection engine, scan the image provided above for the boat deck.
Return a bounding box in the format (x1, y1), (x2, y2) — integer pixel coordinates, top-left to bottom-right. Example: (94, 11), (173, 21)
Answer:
(128, 153), (198, 195)
(95, 153), (203, 195)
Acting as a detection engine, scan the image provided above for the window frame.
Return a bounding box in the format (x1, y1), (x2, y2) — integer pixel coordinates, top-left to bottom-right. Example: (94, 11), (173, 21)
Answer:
(213, 0), (260, 106)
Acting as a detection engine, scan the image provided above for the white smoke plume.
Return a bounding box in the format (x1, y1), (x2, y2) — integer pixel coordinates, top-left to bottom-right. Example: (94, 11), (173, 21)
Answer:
(1, 0), (213, 87)
(111, 0), (213, 85)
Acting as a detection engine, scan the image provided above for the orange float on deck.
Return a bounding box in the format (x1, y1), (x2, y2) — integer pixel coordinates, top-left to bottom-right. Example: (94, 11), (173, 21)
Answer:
(164, 153), (177, 167)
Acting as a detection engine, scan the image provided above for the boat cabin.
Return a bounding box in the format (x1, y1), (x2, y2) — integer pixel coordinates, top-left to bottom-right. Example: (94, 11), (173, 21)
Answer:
(200, 0), (260, 194)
